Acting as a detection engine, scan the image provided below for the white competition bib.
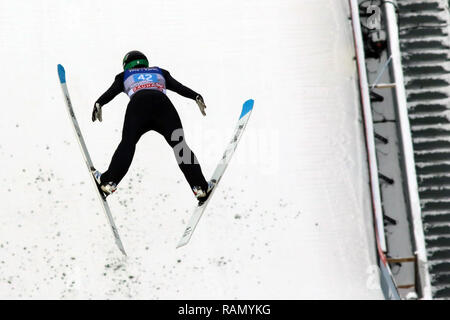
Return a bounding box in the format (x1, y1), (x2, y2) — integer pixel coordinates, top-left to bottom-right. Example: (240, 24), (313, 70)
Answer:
(123, 67), (166, 97)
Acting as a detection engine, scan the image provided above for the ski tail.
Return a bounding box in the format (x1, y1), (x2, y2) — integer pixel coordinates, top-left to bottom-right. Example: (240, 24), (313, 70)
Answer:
(176, 99), (254, 248)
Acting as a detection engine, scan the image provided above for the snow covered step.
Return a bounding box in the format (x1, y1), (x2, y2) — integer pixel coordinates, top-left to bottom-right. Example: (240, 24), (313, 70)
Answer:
(425, 224), (450, 237)
(410, 116), (450, 126)
(406, 85), (450, 93)
(404, 65), (449, 76)
(416, 172), (450, 179)
(409, 126), (450, 132)
(419, 188), (450, 199)
(424, 223), (450, 235)
(403, 53), (449, 66)
(414, 136), (450, 144)
(409, 125), (450, 131)
(408, 98), (450, 110)
(433, 285), (450, 299)
(414, 150), (450, 162)
(409, 107), (450, 116)
(425, 236), (450, 250)
(422, 201), (450, 212)
(414, 140), (450, 151)
(417, 174), (450, 182)
(417, 164), (450, 176)
(400, 34), (450, 46)
(409, 103), (448, 114)
(419, 184), (450, 191)
(421, 197), (450, 204)
(429, 259), (450, 273)
(414, 146), (450, 154)
(400, 36), (448, 46)
(414, 151), (450, 160)
(400, 28), (447, 40)
(398, 14), (446, 27)
(412, 128), (450, 138)
(407, 91), (448, 102)
(404, 49), (450, 55)
(431, 272), (450, 285)
(414, 144), (450, 153)
(397, 2), (444, 14)
(420, 192), (450, 202)
(423, 212), (450, 224)
(406, 79), (450, 91)
(417, 175), (450, 188)
(401, 40), (449, 51)
(402, 48), (449, 56)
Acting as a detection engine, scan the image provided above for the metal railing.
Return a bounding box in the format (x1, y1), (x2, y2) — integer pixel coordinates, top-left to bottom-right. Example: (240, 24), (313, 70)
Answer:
(349, 0), (400, 299)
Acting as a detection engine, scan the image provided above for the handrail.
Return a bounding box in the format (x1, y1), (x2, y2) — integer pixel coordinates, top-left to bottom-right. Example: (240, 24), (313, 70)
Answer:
(349, 0), (386, 253)
(349, 0), (399, 300)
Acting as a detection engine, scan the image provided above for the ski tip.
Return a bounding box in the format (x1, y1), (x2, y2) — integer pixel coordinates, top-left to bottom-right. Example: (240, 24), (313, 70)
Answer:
(57, 64), (66, 84)
(239, 99), (254, 119)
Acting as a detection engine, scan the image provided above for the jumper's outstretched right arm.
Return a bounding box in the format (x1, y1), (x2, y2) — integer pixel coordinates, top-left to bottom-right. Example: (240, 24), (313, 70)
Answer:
(160, 68), (207, 116)
(161, 69), (199, 100)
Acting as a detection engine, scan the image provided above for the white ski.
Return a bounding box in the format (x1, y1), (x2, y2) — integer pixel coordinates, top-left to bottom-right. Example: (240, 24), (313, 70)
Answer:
(57, 64), (127, 256)
(177, 99), (254, 248)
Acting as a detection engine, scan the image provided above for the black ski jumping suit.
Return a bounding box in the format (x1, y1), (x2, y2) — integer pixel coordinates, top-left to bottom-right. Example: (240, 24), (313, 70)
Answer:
(95, 66), (208, 193)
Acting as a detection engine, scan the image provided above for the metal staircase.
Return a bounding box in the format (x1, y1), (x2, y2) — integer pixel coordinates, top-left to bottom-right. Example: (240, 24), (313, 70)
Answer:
(398, 0), (450, 299)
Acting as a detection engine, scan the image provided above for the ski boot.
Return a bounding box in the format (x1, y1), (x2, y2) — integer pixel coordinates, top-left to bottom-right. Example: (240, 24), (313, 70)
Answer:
(91, 168), (117, 198)
(193, 180), (216, 206)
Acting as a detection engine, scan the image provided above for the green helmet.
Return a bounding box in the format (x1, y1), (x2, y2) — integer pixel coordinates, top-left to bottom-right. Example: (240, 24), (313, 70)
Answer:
(123, 50), (149, 70)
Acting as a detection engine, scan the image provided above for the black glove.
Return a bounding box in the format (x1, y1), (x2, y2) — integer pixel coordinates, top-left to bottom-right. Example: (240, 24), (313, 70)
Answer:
(92, 102), (103, 122)
(195, 95), (206, 116)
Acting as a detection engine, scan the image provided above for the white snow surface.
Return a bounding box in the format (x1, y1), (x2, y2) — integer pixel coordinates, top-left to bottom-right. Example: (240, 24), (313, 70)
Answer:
(0, 0), (383, 299)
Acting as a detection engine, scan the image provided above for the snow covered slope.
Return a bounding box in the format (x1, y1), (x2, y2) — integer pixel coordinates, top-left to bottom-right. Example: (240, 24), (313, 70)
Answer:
(0, 0), (384, 299)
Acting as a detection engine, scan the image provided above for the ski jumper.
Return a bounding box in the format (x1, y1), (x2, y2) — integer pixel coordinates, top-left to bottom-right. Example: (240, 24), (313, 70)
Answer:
(95, 67), (208, 192)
